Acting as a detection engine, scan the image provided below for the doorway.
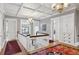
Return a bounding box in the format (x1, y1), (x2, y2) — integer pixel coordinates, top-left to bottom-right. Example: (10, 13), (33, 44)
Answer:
(4, 18), (17, 41)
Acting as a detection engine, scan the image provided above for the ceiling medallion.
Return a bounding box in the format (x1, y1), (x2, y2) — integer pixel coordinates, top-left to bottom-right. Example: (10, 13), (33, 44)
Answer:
(51, 3), (68, 13)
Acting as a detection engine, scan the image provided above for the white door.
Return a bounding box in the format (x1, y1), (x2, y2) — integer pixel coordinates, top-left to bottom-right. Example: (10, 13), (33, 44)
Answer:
(62, 13), (74, 45)
(5, 18), (17, 41)
(51, 17), (60, 41)
(66, 13), (74, 44)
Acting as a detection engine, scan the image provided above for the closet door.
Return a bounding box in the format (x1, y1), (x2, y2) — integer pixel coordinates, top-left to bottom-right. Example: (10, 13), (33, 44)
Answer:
(53, 17), (60, 41)
(62, 13), (74, 45)
(5, 18), (17, 41)
(67, 13), (74, 45)
(62, 14), (68, 42)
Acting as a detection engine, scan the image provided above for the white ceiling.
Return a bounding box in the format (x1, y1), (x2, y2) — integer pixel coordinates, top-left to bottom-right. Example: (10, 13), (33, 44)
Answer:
(1, 3), (79, 20)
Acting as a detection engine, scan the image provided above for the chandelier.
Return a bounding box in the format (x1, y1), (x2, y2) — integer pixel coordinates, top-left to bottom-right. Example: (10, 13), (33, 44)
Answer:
(28, 17), (33, 23)
(51, 3), (68, 13)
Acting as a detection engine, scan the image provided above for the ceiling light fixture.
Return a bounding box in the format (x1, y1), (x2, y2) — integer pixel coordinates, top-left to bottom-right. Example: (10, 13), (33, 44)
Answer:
(51, 3), (68, 13)
(28, 17), (33, 23)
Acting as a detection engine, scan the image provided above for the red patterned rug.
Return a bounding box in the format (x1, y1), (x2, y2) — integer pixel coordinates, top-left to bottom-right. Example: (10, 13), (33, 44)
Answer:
(32, 44), (79, 55)
(4, 40), (22, 55)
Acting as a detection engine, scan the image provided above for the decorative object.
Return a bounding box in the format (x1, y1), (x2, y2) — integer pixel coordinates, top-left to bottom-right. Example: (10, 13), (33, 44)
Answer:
(51, 3), (68, 13)
(42, 24), (47, 32)
(31, 44), (79, 55)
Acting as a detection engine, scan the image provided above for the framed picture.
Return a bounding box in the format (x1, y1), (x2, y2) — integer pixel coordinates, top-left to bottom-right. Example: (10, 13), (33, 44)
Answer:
(42, 24), (47, 32)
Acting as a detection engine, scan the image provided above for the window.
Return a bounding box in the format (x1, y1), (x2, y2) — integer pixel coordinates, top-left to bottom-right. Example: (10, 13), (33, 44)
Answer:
(20, 19), (29, 35)
(20, 19), (40, 35)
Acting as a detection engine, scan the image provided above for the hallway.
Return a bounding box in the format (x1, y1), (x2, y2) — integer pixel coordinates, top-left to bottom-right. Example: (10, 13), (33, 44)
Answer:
(0, 40), (28, 55)
(0, 3), (79, 55)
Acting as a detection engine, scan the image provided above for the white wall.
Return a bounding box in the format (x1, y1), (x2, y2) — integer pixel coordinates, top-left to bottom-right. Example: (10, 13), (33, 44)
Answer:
(0, 12), (4, 51)
(75, 11), (79, 43)
(33, 20), (40, 35)
(0, 4), (4, 50)
(39, 19), (51, 38)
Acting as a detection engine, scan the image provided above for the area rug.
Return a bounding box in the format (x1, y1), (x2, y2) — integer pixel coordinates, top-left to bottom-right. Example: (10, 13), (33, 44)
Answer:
(32, 44), (79, 55)
(4, 40), (22, 55)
